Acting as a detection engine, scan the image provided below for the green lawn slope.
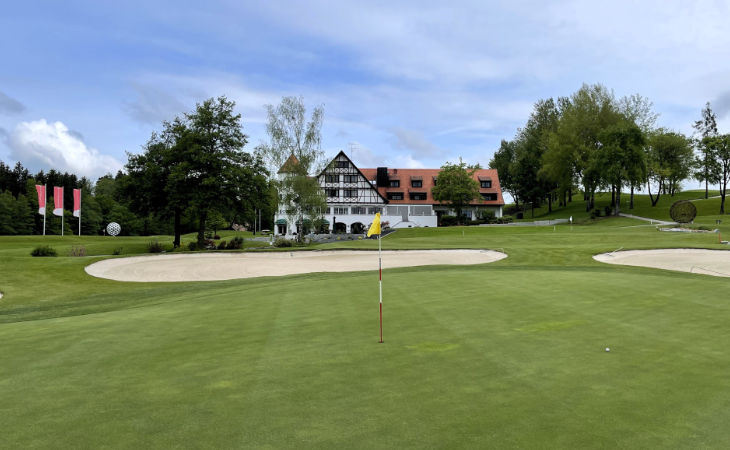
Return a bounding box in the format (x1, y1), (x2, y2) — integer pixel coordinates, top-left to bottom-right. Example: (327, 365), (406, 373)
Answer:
(1, 217), (730, 448)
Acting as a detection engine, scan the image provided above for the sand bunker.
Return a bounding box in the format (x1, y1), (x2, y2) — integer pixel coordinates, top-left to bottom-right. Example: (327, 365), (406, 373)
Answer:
(85, 250), (506, 282)
(594, 249), (730, 277)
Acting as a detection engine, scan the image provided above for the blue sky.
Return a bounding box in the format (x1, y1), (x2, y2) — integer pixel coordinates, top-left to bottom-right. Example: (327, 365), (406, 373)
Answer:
(1, 0), (729, 182)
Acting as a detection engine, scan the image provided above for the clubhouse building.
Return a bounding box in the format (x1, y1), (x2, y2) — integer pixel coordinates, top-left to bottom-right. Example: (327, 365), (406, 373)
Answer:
(274, 151), (504, 236)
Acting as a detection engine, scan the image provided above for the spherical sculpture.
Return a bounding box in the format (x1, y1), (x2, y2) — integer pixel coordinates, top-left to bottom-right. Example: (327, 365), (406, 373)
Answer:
(669, 200), (697, 224)
(106, 222), (121, 236)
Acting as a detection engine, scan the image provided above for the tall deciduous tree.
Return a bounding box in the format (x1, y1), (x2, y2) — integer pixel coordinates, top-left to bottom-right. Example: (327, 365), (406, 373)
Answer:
(258, 96), (326, 241)
(693, 102), (720, 199)
(431, 159), (481, 223)
(645, 130), (693, 207)
(704, 134), (730, 213)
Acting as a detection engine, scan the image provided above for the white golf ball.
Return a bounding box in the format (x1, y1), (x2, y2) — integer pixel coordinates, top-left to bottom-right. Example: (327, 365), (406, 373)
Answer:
(605, 347), (610, 352)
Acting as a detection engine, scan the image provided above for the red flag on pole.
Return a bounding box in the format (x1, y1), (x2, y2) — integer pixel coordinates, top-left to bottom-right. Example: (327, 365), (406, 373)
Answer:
(35, 185), (46, 215)
(73, 189), (81, 218)
(53, 186), (64, 216)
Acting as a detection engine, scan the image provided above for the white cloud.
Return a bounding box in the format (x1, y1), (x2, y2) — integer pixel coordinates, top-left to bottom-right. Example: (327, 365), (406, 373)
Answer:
(8, 119), (122, 179)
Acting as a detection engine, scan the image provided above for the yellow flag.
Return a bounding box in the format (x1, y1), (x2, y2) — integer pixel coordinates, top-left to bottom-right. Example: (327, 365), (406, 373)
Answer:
(367, 212), (381, 237)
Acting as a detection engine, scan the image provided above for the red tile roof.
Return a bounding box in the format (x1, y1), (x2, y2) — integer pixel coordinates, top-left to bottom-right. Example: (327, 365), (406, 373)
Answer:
(359, 168), (504, 206)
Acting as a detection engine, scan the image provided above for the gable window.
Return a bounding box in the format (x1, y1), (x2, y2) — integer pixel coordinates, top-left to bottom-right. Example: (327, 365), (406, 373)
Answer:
(325, 174), (339, 183)
(326, 189), (339, 197)
(389, 180), (400, 187)
(343, 189), (358, 197)
(480, 180), (492, 188)
(387, 192), (404, 200)
(409, 192), (427, 201)
(343, 174), (358, 183)
(411, 180), (423, 188)
(335, 160), (349, 168)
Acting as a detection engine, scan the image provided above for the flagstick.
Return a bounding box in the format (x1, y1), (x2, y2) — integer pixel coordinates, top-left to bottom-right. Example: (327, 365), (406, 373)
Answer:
(61, 209), (64, 237)
(379, 231), (383, 343)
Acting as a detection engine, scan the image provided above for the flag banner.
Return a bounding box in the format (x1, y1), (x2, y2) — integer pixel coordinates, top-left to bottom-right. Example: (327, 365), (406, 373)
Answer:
(35, 185), (46, 215)
(367, 212), (381, 237)
(73, 189), (81, 218)
(53, 186), (64, 216)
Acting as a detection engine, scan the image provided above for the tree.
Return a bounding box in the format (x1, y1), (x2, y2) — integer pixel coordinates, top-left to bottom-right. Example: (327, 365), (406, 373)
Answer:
(645, 130), (693, 207)
(704, 134), (730, 213)
(545, 84), (622, 212)
(258, 96), (326, 241)
(594, 119), (646, 215)
(489, 140), (518, 205)
(431, 159), (480, 223)
(693, 102), (720, 199)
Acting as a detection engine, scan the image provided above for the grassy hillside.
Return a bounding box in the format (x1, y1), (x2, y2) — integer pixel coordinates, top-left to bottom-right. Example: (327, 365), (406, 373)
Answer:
(514, 190), (727, 224)
(1, 219), (730, 448)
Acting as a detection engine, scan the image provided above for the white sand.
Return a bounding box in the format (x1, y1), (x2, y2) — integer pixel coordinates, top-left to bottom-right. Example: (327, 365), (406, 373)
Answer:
(85, 249), (507, 282)
(594, 249), (730, 277)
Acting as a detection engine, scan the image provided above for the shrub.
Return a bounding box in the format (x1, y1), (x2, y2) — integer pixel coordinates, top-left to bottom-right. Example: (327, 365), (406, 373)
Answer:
(217, 240), (227, 250)
(69, 245), (87, 257)
(468, 220), (481, 226)
(516, 212), (524, 220)
(187, 242), (198, 251)
(594, 209), (602, 218)
(203, 239), (217, 250)
(227, 237), (244, 250)
(213, 234), (221, 240)
(670, 200), (697, 223)
(604, 206), (612, 217)
(31, 245), (57, 257)
(112, 247), (123, 255)
(147, 241), (164, 253)
(440, 215), (458, 226)
(274, 237), (293, 248)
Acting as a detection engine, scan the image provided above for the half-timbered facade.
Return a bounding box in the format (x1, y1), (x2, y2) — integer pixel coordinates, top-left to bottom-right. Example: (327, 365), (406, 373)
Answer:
(274, 150), (504, 236)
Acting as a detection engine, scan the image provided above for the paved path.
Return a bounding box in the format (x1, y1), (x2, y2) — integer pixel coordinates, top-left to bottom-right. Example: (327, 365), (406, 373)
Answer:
(618, 212), (675, 226)
(480, 218), (570, 227)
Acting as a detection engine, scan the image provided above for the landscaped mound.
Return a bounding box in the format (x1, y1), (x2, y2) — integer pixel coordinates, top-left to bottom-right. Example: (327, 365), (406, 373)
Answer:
(669, 200), (697, 223)
(85, 250), (507, 282)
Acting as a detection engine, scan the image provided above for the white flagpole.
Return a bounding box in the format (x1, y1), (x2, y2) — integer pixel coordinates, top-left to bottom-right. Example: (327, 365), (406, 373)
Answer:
(78, 190), (81, 236)
(379, 231), (383, 343)
(43, 185), (46, 236)
(61, 207), (64, 237)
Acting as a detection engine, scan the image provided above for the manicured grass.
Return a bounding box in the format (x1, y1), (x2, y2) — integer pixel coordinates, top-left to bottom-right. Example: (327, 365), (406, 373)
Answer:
(1, 217), (730, 448)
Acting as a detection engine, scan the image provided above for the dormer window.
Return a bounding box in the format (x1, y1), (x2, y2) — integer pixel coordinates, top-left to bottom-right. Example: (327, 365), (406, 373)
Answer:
(480, 180), (492, 188)
(389, 180), (400, 187)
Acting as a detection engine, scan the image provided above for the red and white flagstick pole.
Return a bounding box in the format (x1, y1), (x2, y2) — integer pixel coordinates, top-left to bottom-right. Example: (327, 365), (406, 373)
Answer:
(379, 231), (383, 343)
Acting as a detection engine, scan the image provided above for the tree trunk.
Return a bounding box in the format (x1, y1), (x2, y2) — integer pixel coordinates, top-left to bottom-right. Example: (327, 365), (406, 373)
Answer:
(548, 194), (552, 213)
(611, 187), (615, 210)
(197, 209), (208, 246)
(569, 188), (572, 202)
(630, 185), (634, 209)
(615, 189), (621, 216)
(173, 207), (182, 248)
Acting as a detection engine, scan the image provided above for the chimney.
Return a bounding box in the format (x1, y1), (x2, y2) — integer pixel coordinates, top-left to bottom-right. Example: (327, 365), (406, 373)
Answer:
(376, 167), (389, 187)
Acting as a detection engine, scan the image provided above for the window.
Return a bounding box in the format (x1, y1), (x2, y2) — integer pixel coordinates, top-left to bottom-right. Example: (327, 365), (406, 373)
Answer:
(411, 180), (422, 188)
(481, 193), (497, 201)
(387, 192), (404, 200)
(325, 174), (339, 183)
(409, 192), (427, 201)
(343, 174), (358, 183)
(323, 207), (331, 215)
(389, 180), (400, 187)
(335, 160), (349, 168)
(334, 207), (349, 215)
(432, 177), (438, 185)
(480, 180), (492, 188)
(326, 189), (339, 197)
(352, 206), (367, 215)
(368, 207), (382, 214)
(343, 189), (358, 197)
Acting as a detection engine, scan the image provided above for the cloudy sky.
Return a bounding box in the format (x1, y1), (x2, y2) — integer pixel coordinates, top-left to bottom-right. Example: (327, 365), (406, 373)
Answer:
(1, 0), (729, 181)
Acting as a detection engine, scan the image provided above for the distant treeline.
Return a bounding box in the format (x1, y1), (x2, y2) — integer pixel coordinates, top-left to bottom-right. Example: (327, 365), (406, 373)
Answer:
(0, 160), (275, 236)
(490, 83), (730, 216)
